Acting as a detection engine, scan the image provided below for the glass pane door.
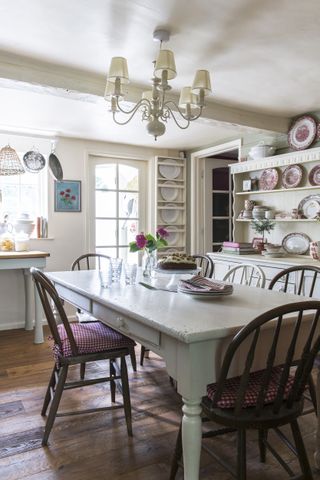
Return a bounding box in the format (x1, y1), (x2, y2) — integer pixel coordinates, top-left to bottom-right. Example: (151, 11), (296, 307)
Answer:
(91, 159), (146, 263)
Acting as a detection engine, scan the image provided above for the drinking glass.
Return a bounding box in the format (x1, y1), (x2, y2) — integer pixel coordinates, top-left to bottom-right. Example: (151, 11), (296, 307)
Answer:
(99, 263), (112, 288)
(111, 258), (123, 282)
(124, 263), (137, 285)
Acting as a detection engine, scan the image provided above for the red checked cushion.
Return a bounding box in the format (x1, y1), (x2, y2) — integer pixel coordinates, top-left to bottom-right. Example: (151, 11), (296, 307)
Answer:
(53, 321), (135, 360)
(207, 367), (295, 409)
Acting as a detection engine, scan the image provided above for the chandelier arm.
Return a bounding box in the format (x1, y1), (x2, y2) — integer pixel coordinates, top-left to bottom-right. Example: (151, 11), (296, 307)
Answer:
(164, 105), (190, 130)
(115, 97), (151, 115)
(164, 100), (203, 121)
(112, 108), (144, 126)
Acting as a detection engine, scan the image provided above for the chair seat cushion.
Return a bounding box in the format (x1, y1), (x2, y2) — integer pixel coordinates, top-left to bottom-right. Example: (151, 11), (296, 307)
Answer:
(206, 367), (295, 409)
(53, 321), (135, 360)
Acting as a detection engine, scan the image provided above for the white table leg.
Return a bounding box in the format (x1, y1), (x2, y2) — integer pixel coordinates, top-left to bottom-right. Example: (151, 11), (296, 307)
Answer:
(314, 366), (320, 469)
(182, 397), (202, 480)
(24, 268), (44, 344)
(23, 269), (34, 331)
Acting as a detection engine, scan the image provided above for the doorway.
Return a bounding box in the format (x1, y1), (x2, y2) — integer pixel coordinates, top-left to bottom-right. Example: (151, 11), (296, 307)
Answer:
(190, 140), (241, 254)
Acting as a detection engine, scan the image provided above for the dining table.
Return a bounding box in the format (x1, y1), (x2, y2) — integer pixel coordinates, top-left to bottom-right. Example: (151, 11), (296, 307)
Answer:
(46, 269), (318, 480)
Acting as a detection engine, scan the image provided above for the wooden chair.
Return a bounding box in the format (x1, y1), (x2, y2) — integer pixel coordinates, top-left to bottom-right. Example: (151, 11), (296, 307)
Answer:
(223, 263), (266, 288)
(71, 253), (137, 374)
(269, 265), (320, 411)
(192, 254), (214, 278)
(140, 254), (214, 367)
(31, 268), (134, 446)
(170, 300), (320, 479)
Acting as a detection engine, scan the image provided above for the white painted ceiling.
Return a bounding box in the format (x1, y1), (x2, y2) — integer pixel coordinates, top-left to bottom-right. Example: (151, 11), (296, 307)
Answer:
(0, 0), (318, 148)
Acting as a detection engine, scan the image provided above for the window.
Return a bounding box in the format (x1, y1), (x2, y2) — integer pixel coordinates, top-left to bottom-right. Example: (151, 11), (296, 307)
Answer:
(0, 165), (46, 229)
(90, 158), (146, 263)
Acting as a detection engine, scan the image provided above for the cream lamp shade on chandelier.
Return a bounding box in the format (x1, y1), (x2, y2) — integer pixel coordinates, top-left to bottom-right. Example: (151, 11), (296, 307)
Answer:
(105, 29), (212, 140)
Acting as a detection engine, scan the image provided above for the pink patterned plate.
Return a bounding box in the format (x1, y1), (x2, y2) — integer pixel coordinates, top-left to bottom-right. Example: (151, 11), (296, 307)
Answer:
(281, 164), (303, 189)
(259, 168), (279, 191)
(288, 115), (317, 151)
(309, 164), (320, 186)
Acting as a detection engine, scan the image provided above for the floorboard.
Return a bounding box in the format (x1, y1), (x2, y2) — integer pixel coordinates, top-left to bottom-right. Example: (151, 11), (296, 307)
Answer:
(0, 327), (319, 479)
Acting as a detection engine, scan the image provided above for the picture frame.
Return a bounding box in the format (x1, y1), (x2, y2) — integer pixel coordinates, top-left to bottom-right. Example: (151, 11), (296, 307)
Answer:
(54, 180), (81, 212)
(252, 237), (263, 249)
(242, 179), (252, 192)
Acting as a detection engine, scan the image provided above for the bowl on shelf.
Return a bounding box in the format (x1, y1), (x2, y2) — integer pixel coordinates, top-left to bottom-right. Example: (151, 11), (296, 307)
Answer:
(248, 144), (276, 160)
(265, 244), (282, 254)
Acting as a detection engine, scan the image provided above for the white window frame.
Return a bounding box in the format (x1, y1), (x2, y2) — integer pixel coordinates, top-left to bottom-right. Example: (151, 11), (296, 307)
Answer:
(87, 155), (148, 256)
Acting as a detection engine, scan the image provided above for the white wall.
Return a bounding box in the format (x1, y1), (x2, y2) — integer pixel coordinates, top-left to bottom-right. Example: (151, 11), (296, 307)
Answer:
(0, 134), (176, 330)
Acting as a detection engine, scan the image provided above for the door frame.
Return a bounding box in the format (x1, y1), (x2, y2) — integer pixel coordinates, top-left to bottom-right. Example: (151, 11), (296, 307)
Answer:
(190, 139), (242, 254)
(86, 152), (151, 253)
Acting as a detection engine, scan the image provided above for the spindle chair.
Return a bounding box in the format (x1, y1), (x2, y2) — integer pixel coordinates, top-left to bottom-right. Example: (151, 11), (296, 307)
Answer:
(223, 263), (266, 288)
(32, 268), (134, 446)
(170, 300), (320, 480)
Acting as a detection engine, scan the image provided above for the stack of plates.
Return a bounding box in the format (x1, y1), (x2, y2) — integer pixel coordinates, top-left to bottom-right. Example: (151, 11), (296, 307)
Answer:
(178, 276), (233, 299)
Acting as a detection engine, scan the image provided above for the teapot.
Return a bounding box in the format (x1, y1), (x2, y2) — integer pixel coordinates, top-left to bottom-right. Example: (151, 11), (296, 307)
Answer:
(248, 142), (275, 160)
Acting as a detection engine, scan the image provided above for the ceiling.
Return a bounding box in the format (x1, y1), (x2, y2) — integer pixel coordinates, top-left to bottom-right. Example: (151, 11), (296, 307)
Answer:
(0, 0), (318, 148)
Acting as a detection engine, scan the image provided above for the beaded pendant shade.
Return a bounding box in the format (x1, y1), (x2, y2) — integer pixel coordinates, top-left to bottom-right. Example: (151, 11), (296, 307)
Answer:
(0, 145), (25, 175)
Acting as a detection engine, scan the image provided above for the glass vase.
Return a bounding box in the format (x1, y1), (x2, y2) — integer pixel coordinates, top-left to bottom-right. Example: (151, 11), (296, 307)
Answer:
(142, 250), (157, 277)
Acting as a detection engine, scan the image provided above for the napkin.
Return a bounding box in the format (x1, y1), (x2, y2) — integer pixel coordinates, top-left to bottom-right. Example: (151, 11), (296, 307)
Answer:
(178, 275), (233, 293)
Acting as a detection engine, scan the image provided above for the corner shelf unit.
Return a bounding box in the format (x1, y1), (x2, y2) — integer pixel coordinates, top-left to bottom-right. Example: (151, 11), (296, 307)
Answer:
(155, 156), (187, 256)
(230, 146), (320, 245)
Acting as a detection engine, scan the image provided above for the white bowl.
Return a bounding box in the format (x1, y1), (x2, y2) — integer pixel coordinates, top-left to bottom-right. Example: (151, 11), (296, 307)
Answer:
(265, 244), (282, 253)
(14, 222), (35, 235)
(249, 145), (275, 159)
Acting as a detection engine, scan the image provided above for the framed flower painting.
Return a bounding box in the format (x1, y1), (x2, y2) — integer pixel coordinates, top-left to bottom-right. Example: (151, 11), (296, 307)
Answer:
(54, 180), (81, 212)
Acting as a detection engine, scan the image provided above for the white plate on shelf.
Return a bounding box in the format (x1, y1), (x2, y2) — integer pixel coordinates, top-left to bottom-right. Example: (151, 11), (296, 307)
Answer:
(160, 181), (179, 201)
(282, 233), (311, 254)
(160, 204), (179, 223)
(166, 226), (179, 246)
(159, 160), (181, 180)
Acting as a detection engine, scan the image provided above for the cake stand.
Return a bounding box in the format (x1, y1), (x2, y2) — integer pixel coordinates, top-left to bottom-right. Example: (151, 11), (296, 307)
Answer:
(153, 267), (200, 289)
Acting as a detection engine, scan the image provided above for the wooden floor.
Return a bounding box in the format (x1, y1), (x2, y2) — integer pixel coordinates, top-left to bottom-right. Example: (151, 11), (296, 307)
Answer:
(0, 327), (320, 480)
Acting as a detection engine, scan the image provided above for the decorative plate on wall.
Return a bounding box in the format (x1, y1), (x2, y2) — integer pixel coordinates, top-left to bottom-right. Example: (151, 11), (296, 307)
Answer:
(160, 204), (179, 224)
(308, 164), (320, 186)
(287, 115), (317, 150)
(160, 181), (179, 201)
(159, 160), (181, 180)
(282, 233), (311, 255)
(259, 168), (279, 190)
(298, 195), (320, 219)
(281, 164), (303, 188)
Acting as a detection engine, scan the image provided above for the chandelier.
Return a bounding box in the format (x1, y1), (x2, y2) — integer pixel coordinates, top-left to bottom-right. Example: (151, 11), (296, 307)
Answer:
(104, 29), (212, 140)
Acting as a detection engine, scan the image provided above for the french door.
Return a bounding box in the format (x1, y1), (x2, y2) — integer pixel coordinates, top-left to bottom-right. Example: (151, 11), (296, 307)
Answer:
(89, 157), (147, 263)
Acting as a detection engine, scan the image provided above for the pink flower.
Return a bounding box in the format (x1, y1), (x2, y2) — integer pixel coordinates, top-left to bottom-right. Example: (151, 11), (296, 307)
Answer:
(136, 234), (147, 249)
(60, 191), (65, 196)
(156, 227), (169, 238)
(66, 188), (71, 193)
(71, 196), (76, 200)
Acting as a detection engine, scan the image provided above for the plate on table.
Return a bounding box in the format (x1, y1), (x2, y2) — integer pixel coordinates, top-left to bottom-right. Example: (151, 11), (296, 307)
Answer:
(298, 195), (320, 219)
(282, 233), (311, 255)
(160, 204), (179, 223)
(308, 165), (320, 186)
(288, 115), (317, 150)
(281, 164), (303, 188)
(160, 181), (179, 201)
(159, 160), (181, 180)
(259, 168), (279, 190)
(23, 151), (46, 172)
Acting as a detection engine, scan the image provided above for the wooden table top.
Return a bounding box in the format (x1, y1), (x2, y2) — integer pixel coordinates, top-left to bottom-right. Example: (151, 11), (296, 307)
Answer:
(0, 250), (50, 260)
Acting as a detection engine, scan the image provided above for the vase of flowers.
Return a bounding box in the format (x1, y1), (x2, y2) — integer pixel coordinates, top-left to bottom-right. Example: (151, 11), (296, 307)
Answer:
(129, 227), (169, 277)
